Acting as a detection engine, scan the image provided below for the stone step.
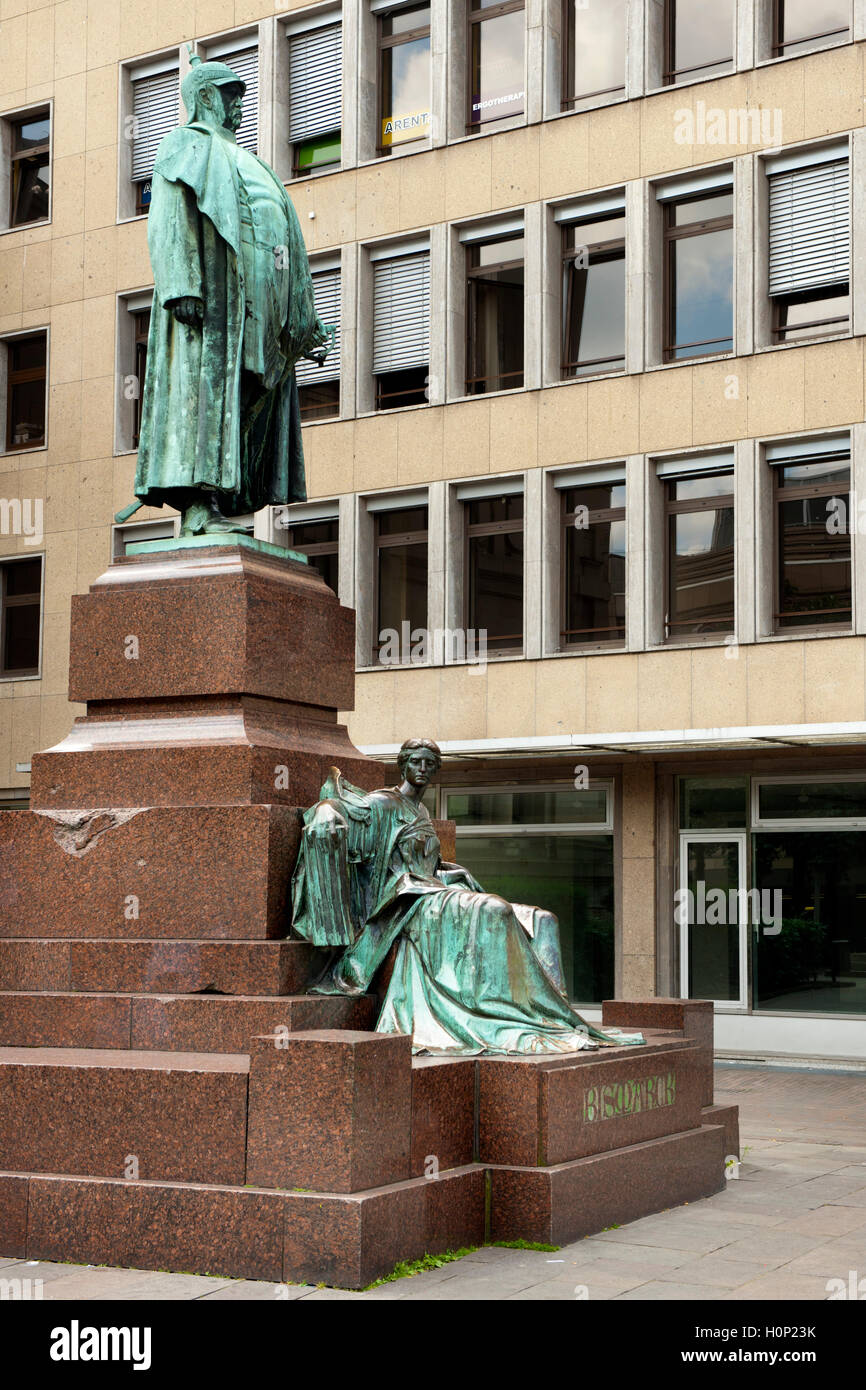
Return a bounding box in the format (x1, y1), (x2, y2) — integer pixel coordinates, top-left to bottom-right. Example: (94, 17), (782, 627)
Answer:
(0, 938), (324, 996)
(0, 991), (378, 1052)
(0, 1047), (250, 1187)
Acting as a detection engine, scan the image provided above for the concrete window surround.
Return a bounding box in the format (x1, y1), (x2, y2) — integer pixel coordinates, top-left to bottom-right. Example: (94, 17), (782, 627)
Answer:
(267, 426), (861, 671)
(114, 289), (153, 457)
(0, 99), (52, 238)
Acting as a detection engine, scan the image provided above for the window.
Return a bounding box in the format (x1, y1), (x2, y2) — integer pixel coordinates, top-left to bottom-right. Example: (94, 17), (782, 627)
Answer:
(560, 478), (625, 648)
(4, 332), (47, 452)
(561, 212), (625, 377)
(373, 248), (430, 409)
(772, 0), (849, 56)
(662, 462), (734, 640)
(443, 783), (615, 1003)
(288, 19), (342, 175)
(378, 3), (431, 153)
(205, 44), (259, 152)
(561, 0), (625, 108)
(769, 153), (850, 341)
(7, 109), (50, 227)
(664, 0), (734, 84)
(130, 64), (179, 215)
(113, 519), (176, 558)
(296, 263), (341, 421)
(662, 187), (733, 360)
(772, 449), (851, 631)
(285, 515), (339, 592)
(373, 502), (428, 663)
(466, 233), (524, 394)
(467, 0), (525, 133)
(132, 310), (150, 448)
(463, 488), (524, 655)
(0, 557), (42, 678)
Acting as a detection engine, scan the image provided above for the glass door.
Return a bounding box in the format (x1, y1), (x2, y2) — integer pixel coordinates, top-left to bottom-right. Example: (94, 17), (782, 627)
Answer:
(679, 831), (748, 1010)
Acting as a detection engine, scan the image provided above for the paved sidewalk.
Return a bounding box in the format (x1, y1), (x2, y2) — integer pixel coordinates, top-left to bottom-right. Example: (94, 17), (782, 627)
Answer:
(3, 1064), (865, 1301)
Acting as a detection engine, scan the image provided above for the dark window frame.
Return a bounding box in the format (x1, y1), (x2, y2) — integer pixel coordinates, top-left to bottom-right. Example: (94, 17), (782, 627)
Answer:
(285, 515), (340, 590)
(298, 380), (341, 421)
(773, 458), (852, 632)
(561, 218), (626, 378)
(377, 4), (431, 156)
(373, 505), (429, 663)
(560, 0), (626, 109)
(662, 0), (734, 85)
(663, 192), (734, 361)
(560, 485), (626, 650)
(771, 285), (850, 343)
(465, 235), (525, 395)
(8, 108), (50, 228)
(4, 331), (47, 453)
(664, 471), (735, 642)
(132, 309), (150, 449)
(466, 0), (526, 135)
(463, 493), (525, 656)
(771, 0), (850, 56)
(0, 554), (43, 678)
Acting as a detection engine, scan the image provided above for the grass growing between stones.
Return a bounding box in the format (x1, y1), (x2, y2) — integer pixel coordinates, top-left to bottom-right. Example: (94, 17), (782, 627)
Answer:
(363, 1240), (562, 1289)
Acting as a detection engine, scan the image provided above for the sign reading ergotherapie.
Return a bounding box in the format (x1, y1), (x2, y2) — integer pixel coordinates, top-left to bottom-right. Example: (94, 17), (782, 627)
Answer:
(583, 1071), (676, 1123)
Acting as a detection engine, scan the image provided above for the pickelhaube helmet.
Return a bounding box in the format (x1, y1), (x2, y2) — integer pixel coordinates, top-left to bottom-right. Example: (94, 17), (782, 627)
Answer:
(181, 49), (247, 121)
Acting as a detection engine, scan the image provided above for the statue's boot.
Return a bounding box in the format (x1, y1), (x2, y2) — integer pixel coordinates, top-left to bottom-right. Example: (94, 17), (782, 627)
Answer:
(179, 494), (242, 536)
(201, 493), (244, 534)
(179, 500), (211, 537)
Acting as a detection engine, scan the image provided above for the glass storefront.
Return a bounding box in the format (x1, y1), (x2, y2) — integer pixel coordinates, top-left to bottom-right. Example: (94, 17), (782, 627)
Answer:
(442, 785), (614, 1006)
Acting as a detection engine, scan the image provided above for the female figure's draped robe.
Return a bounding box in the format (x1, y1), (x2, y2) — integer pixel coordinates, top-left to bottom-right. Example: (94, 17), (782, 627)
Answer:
(291, 770), (644, 1055)
(135, 122), (326, 513)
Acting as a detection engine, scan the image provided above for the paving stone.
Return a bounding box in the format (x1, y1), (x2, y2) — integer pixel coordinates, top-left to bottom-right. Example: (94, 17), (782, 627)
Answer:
(593, 1221), (739, 1254)
(781, 1205), (866, 1237)
(721, 1230), (834, 1266)
(198, 1283), (315, 1301)
(653, 1253), (776, 1288)
(720, 1271), (835, 1300)
(613, 1280), (721, 1300)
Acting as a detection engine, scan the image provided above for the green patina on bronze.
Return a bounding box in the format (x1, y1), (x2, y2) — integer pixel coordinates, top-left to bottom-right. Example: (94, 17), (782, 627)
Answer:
(124, 51), (329, 538)
(291, 737), (646, 1056)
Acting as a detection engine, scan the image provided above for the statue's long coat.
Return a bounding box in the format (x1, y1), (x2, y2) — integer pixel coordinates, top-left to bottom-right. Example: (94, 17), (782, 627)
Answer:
(135, 123), (324, 513)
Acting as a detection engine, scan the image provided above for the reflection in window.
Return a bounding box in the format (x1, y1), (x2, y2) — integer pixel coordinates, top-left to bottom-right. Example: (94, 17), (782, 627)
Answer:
(468, 0), (525, 132)
(285, 516), (339, 592)
(774, 457), (851, 630)
(466, 235), (524, 394)
(562, 0), (625, 107)
(665, 0), (734, 84)
(758, 780), (866, 822)
(133, 310), (150, 449)
(9, 112), (50, 226)
(663, 190), (733, 360)
(561, 482), (626, 647)
(679, 776), (748, 829)
(665, 470), (735, 639)
(466, 493), (523, 654)
(1, 557), (42, 677)
(4, 332), (47, 452)
(375, 505), (428, 664)
(773, 0), (849, 55)
(378, 4), (431, 152)
(562, 215), (625, 377)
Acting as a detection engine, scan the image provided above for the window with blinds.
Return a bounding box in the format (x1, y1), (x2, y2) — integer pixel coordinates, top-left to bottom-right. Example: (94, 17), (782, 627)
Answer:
(289, 21), (342, 174)
(296, 267), (341, 421)
(131, 67), (179, 212)
(215, 46), (259, 152)
(373, 251), (430, 410)
(769, 156), (850, 341)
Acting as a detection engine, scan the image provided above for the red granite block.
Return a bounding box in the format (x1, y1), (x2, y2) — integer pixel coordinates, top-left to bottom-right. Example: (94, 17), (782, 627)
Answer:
(67, 546), (356, 709)
(424, 1166), (486, 1255)
(410, 1058), (476, 1177)
(602, 998), (715, 1106)
(0, 1174), (28, 1257)
(0, 993), (132, 1049)
(0, 804), (297, 939)
(26, 1174), (285, 1281)
(247, 1029), (412, 1193)
(282, 1181), (426, 1288)
(0, 1046), (249, 1185)
(130, 993), (377, 1053)
(62, 940), (320, 996)
(478, 1038), (702, 1167)
(432, 819), (456, 863)
(703, 1102), (740, 1161)
(488, 1123), (727, 1246)
(0, 941), (71, 991)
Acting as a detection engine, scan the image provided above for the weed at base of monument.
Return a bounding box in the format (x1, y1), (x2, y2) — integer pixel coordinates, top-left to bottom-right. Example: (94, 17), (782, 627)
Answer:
(363, 1247), (478, 1289)
(491, 1239), (560, 1252)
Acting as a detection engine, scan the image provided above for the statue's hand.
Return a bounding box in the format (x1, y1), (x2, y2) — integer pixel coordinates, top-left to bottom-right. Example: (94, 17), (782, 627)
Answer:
(308, 802), (348, 839)
(168, 296), (203, 326)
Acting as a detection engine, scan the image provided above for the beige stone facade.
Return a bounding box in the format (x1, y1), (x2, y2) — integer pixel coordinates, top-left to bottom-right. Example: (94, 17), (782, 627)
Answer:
(2, 0), (866, 1054)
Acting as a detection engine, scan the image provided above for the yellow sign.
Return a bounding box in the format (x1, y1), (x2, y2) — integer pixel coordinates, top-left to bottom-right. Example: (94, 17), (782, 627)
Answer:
(381, 110), (431, 146)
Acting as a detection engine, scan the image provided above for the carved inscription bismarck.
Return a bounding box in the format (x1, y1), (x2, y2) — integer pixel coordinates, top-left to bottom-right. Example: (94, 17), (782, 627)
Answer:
(583, 1070), (677, 1123)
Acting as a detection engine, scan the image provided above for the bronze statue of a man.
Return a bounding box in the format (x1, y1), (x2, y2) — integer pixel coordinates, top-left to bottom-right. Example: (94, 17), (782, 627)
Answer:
(131, 53), (328, 537)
